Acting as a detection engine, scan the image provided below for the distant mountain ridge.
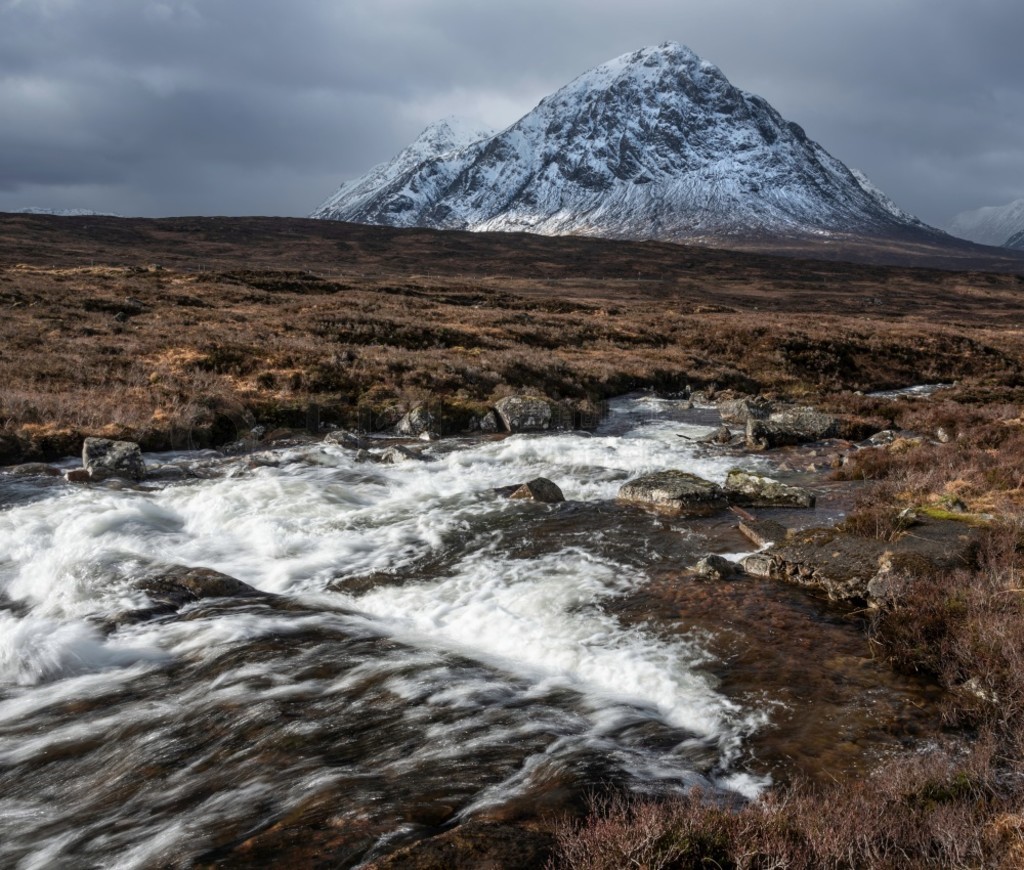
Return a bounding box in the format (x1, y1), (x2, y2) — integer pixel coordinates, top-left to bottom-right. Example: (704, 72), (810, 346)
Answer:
(947, 199), (1024, 248)
(12, 207), (120, 217)
(313, 42), (936, 245)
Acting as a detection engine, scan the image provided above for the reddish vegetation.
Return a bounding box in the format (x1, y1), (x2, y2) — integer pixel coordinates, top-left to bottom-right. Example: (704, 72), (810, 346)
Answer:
(4, 214), (1024, 865)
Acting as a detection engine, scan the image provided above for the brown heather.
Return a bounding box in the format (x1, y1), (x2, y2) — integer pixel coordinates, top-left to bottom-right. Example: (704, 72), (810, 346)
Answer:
(4, 214), (1024, 865)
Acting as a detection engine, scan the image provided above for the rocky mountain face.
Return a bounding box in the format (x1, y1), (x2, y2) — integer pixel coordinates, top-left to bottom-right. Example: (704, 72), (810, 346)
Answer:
(313, 43), (934, 244)
(947, 199), (1024, 248)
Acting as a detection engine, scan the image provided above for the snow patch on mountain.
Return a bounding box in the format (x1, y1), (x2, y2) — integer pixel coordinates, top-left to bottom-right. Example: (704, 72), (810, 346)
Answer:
(312, 43), (932, 243)
(947, 199), (1024, 247)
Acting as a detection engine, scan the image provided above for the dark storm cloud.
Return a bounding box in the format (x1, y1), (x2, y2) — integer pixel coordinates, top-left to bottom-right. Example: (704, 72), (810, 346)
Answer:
(0, 0), (1021, 225)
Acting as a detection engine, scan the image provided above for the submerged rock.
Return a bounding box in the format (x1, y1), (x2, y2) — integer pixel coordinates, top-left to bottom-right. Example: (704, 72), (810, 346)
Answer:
(82, 437), (146, 481)
(749, 517), (982, 602)
(738, 518), (789, 548)
(618, 471), (727, 515)
(493, 396), (553, 433)
(500, 477), (565, 503)
(6, 463), (61, 477)
(724, 469), (815, 508)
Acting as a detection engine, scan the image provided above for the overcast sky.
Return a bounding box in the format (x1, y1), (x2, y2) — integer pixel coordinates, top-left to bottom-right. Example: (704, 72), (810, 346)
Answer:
(1, 0), (1021, 227)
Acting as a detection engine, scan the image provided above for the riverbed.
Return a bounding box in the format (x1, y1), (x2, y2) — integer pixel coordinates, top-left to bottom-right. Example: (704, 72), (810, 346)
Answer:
(0, 395), (943, 867)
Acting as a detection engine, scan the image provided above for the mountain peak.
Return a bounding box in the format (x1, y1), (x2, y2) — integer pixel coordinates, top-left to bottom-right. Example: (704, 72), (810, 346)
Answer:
(313, 44), (932, 244)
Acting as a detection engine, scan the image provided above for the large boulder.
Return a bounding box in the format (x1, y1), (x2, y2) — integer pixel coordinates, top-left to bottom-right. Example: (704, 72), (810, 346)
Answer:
(82, 437), (146, 481)
(499, 477), (565, 503)
(618, 471), (727, 516)
(718, 396), (772, 425)
(394, 404), (436, 437)
(746, 406), (839, 450)
(724, 469), (816, 508)
(137, 566), (260, 608)
(493, 396), (553, 433)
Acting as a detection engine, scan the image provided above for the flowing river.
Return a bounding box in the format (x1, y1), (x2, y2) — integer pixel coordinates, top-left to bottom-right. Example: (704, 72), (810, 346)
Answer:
(0, 396), (943, 868)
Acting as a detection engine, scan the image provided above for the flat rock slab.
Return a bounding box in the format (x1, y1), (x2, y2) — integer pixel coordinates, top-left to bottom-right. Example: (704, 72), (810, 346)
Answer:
(618, 470), (727, 516)
(738, 518), (789, 547)
(744, 517), (982, 602)
(724, 468), (815, 508)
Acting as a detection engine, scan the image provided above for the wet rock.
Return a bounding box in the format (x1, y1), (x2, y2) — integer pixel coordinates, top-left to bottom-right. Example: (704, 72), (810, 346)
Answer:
(325, 429), (368, 450)
(6, 462), (61, 477)
(724, 469), (815, 508)
(746, 406), (839, 450)
(718, 395), (772, 424)
(377, 444), (425, 464)
(763, 518), (981, 602)
(738, 518), (789, 548)
(363, 821), (554, 870)
(618, 471), (727, 516)
(699, 424), (734, 445)
(147, 464), (187, 481)
(136, 566), (262, 610)
(395, 404), (436, 437)
(493, 395), (552, 433)
(695, 554), (737, 580)
(82, 437), (146, 481)
(64, 466), (121, 484)
(502, 477), (565, 503)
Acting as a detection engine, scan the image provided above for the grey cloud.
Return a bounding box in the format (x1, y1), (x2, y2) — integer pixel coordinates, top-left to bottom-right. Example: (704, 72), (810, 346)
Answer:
(0, 0), (1020, 225)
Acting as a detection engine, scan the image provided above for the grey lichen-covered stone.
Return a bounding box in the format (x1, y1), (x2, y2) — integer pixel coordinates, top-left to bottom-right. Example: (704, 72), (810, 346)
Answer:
(617, 470), (727, 516)
(82, 437), (146, 481)
(718, 396), (772, 424)
(746, 406), (839, 450)
(505, 477), (565, 503)
(325, 429), (368, 450)
(695, 555), (736, 580)
(493, 396), (553, 433)
(740, 553), (776, 578)
(724, 469), (816, 508)
(394, 404), (436, 437)
(478, 409), (501, 433)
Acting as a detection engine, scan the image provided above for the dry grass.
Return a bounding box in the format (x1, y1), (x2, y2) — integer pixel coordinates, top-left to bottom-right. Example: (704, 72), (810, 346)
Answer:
(551, 742), (1020, 869)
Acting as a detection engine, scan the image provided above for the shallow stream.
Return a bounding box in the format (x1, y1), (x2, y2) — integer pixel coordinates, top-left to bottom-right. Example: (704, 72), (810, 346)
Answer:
(0, 395), (943, 867)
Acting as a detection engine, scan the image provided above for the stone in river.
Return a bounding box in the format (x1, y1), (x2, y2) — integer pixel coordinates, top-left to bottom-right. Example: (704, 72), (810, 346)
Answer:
(617, 471), (727, 516)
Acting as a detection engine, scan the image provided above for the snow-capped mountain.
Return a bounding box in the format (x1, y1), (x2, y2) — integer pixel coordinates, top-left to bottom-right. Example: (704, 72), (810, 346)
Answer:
(313, 43), (931, 243)
(947, 199), (1024, 248)
(1006, 229), (1024, 251)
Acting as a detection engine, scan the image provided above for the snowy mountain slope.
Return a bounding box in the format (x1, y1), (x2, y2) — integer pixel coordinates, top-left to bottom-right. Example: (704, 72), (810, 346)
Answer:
(1006, 229), (1024, 251)
(947, 199), (1024, 247)
(313, 117), (494, 223)
(312, 43), (933, 242)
